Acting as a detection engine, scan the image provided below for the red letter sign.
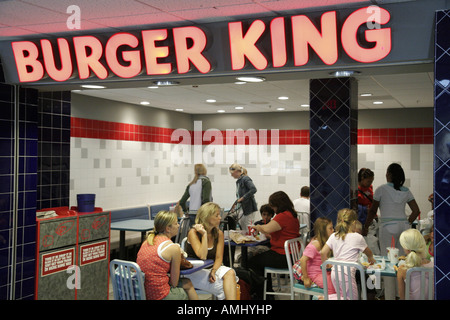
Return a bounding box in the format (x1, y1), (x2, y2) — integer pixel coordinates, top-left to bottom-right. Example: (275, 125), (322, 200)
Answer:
(292, 11), (338, 66)
(271, 17), (287, 68)
(11, 41), (44, 82)
(41, 38), (73, 82)
(229, 20), (268, 70)
(173, 26), (210, 74)
(142, 29), (172, 75)
(73, 36), (108, 79)
(105, 33), (141, 78)
(341, 7), (391, 63)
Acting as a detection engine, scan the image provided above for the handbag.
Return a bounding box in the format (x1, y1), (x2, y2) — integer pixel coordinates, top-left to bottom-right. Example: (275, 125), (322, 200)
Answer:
(180, 253), (193, 270)
(292, 259), (302, 281)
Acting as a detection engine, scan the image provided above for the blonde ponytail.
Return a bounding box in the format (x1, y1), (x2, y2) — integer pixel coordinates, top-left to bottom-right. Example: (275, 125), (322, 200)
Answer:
(334, 208), (358, 240)
(400, 229), (426, 269)
(147, 210), (177, 245)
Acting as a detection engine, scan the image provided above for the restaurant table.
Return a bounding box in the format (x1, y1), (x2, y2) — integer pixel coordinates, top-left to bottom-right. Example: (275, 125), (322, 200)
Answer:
(181, 259), (214, 275)
(225, 224), (307, 269)
(110, 219), (154, 259)
(367, 255), (397, 277)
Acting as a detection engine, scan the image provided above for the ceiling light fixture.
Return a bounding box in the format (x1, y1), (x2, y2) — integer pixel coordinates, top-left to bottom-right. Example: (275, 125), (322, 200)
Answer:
(206, 99), (216, 103)
(329, 70), (360, 77)
(217, 110), (225, 113)
(373, 101), (384, 105)
(235, 76), (266, 83)
(175, 108), (184, 112)
(277, 107), (285, 111)
(81, 84), (106, 89)
(360, 93), (372, 97)
(278, 96), (289, 100)
(235, 106), (244, 110)
(300, 104), (309, 107)
(153, 80), (179, 86)
(234, 81), (246, 85)
(148, 85), (158, 89)
(140, 101), (150, 105)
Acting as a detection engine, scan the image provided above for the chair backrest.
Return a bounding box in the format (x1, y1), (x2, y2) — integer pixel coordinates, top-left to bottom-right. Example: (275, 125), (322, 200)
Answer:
(180, 237), (187, 251)
(284, 237), (305, 290)
(175, 216), (191, 243)
(110, 259), (146, 300)
(405, 267), (434, 300)
(321, 259), (367, 300)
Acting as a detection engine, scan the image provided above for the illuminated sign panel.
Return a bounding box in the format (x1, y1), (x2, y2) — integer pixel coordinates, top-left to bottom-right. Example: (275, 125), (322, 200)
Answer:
(7, 6), (391, 84)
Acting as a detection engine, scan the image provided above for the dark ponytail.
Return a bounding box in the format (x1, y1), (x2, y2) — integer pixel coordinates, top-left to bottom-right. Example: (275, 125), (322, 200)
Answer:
(387, 163), (405, 190)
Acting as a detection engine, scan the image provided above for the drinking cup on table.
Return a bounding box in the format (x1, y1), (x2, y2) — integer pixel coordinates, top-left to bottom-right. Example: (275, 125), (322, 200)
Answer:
(387, 247), (399, 264)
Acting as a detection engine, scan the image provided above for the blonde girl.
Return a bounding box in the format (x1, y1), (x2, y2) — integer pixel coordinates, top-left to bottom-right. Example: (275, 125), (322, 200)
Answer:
(184, 202), (239, 300)
(320, 208), (375, 300)
(397, 229), (433, 300)
(136, 211), (198, 300)
(298, 217), (336, 294)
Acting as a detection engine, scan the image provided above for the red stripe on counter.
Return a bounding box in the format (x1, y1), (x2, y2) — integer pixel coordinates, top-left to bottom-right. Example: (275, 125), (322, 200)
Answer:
(70, 117), (433, 145)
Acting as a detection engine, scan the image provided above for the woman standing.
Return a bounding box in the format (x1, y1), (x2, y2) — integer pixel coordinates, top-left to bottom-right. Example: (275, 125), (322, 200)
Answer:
(229, 163), (258, 232)
(184, 202), (239, 300)
(363, 163), (420, 300)
(136, 211), (198, 300)
(178, 163), (212, 213)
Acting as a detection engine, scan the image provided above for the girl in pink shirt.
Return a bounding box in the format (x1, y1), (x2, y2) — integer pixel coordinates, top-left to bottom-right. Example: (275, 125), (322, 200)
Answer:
(320, 208), (375, 300)
(297, 217), (336, 294)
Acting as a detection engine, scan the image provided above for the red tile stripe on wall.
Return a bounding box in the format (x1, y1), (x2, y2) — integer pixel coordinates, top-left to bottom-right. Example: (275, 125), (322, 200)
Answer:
(70, 117), (433, 145)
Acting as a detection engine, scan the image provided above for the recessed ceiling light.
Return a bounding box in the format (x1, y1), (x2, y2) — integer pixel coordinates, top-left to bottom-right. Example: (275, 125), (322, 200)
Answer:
(276, 107), (285, 111)
(175, 108), (184, 112)
(153, 80), (179, 86)
(278, 96), (289, 100)
(235, 76), (266, 83)
(360, 93), (372, 97)
(373, 101), (384, 105)
(235, 106), (244, 110)
(206, 99), (216, 103)
(234, 81), (246, 85)
(148, 86), (158, 89)
(300, 104), (309, 107)
(140, 101), (150, 105)
(217, 110), (225, 113)
(81, 84), (106, 89)
(329, 70), (360, 77)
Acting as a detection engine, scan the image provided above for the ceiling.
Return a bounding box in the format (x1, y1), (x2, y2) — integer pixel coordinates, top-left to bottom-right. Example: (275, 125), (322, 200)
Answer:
(0, 0), (434, 114)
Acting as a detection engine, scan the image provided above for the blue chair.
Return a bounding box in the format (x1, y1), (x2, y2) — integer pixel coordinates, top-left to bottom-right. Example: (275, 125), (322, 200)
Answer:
(110, 259), (146, 300)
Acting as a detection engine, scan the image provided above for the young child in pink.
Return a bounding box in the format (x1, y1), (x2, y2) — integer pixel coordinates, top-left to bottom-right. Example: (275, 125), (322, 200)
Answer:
(320, 208), (375, 300)
(296, 217), (336, 294)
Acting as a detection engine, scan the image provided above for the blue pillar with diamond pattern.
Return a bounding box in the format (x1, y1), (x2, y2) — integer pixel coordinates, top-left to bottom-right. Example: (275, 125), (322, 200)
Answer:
(309, 77), (358, 226)
(434, 9), (450, 300)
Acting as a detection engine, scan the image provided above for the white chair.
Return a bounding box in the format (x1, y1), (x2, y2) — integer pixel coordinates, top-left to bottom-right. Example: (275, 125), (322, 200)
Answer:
(110, 259), (146, 300)
(296, 211), (310, 245)
(263, 238), (299, 300)
(285, 237), (324, 299)
(405, 267), (434, 300)
(321, 259), (367, 300)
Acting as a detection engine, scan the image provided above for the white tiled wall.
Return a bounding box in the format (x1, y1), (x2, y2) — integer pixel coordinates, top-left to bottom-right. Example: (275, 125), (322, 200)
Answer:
(70, 138), (433, 217)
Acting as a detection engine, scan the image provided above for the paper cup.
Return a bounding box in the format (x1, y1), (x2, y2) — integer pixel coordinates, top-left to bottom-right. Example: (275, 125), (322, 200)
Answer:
(387, 247), (399, 264)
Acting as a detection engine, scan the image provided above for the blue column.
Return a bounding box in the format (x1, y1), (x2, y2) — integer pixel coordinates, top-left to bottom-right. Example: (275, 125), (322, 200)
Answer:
(309, 77), (358, 226)
(434, 10), (450, 300)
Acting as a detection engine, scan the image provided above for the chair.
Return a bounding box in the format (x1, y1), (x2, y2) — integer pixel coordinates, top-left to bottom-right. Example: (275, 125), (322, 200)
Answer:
(296, 211), (310, 245)
(175, 215), (192, 244)
(263, 238), (301, 300)
(284, 237), (324, 299)
(110, 259), (146, 300)
(321, 259), (367, 300)
(405, 267), (434, 300)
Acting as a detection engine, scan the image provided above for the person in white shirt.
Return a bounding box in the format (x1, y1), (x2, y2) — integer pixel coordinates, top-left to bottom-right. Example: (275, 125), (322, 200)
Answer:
(293, 186), (310, 231)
